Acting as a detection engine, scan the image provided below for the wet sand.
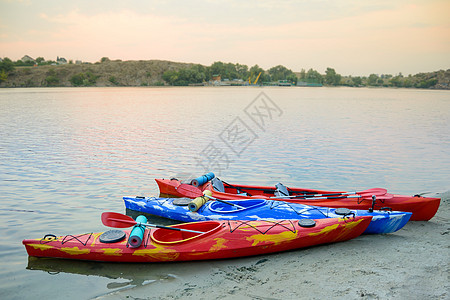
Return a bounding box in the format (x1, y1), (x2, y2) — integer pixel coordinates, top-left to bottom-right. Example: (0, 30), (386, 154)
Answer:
(99, 191), (449, 300)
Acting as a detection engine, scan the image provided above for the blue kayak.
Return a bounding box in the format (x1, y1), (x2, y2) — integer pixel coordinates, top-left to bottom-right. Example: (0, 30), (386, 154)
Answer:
(123, 196), (412, 234)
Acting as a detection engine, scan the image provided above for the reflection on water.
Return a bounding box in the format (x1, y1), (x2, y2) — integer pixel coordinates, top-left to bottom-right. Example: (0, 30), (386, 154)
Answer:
(0, 87), (449, 299)
(26, 256), (176, 292)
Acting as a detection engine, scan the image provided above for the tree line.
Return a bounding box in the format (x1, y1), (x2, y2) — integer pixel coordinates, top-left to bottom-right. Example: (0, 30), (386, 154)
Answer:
(162, 62), (299, 86)
(161, 62), (445, 88)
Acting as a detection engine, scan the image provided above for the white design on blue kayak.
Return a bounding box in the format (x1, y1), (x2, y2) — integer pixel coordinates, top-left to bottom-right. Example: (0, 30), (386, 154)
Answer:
(123, 197), (412, 234)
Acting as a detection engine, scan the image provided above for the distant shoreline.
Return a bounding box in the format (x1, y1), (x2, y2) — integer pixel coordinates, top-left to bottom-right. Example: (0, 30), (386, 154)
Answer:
(1, 59), (449, 90)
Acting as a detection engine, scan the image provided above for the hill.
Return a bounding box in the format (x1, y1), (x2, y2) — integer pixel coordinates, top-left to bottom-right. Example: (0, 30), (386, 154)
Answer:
(0, 59), (195, 88)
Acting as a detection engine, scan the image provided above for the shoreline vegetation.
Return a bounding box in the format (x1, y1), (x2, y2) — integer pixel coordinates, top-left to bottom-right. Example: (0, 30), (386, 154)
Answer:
(0, 56), (449, 89)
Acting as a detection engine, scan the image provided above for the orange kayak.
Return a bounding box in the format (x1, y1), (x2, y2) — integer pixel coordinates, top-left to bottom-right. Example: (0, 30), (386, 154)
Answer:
(155, 178), (440, 221)
(23, 217), (371, 262)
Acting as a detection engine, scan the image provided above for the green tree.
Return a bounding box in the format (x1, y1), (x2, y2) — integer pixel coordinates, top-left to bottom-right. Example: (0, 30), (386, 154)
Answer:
(351, 76), (362, 86)
(248, 64), (266, 83)
(35, 57), (45, 65)
(162, 64), (206, 86)
(367, 74), (379, 86)
(207, 61), (248, 80)
(15, 59), (35, 67)
(162, 70), (178, 85)
(268, 65), (295, 81)
(286, 74), (298, 85)
(324, 67), (342, 86)
(298, 69), (306, 80)
(390, 75), (403, 87)
(305, 68), (323, 84)
(209, 61), (225, 78)
(0, 57), (15, 73)
(235, 63), (249, 79)
(415, 78), (438, 88)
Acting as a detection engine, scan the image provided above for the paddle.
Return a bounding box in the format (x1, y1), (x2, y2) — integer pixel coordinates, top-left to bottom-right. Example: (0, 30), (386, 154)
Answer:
(282, 193), (394, 201)
(101, 212), (204, 234)
(271, 188), (387, 199)
(176, 184), (246, 209)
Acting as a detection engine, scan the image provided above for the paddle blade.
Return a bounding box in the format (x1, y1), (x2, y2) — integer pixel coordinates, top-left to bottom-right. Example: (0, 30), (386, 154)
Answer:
(376, 193), (394, 200)
(102, 212), (137, 228)
(176, 183), (203, 198)
(359, 193), (394, 200)
(358, 188), (387, 196)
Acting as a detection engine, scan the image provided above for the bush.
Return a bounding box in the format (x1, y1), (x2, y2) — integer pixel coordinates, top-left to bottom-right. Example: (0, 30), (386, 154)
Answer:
(45, 75), (60, 86)
(0, 70), (8, 82)
(415, 78), (438, 88)
(70, 71), (98, 86)
(108, 76), (119, 85)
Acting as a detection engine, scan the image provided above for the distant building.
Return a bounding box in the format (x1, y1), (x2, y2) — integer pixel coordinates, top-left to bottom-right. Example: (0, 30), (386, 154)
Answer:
(57, 56), (67, 64)
(212, 74), (221, 81)
(75, 60), (82, 65)
(21, 55), (35, 62)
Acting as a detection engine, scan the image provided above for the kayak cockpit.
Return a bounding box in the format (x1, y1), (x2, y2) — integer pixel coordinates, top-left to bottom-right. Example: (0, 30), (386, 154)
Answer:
(151, 221), (222, 244)
(208, 199), (267, 213)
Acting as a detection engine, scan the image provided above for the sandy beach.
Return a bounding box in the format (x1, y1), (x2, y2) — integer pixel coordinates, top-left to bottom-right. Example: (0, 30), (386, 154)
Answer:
(98, 191), (449, 300)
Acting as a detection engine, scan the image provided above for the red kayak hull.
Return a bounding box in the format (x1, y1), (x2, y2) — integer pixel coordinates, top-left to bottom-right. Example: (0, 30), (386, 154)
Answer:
(155, 179), (440, 221)
(23, 217), (370, 262)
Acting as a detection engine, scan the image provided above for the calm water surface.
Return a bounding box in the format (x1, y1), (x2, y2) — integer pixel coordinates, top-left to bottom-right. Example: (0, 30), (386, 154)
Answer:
(0, 87), (449, 299)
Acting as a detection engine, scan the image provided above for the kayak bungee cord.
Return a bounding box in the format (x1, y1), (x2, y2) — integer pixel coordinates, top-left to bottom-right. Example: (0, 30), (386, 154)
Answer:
(37, 233), (94, 246)
(226, 219), (297, 234)
(61, 233), (94, 246)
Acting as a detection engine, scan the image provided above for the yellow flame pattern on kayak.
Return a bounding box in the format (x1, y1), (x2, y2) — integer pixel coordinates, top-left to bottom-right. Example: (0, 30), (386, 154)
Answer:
(307, 224), (339, 236)
(334, 218), (366, 240)
(246, 230), (298, 246)
(308, 218), (364, 239)
(132, 244), (179, 261)
(60, 247), (90, 255)
(101, 248), (123, 256)
(28, 244), (54, 251)
(209, 238), (228, 252)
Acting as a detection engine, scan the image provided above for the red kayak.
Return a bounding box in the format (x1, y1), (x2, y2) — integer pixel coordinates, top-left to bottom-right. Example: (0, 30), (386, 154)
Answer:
(155, 178), (440, 221)
(23, 217), (371, 262)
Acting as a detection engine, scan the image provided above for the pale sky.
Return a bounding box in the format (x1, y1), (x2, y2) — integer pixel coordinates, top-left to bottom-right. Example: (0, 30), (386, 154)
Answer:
(1, 0), (449, 76)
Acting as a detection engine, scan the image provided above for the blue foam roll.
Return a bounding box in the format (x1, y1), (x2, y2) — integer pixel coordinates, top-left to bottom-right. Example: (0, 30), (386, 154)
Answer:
(192, 172), (215, 187)
(128, 215), (147, 248)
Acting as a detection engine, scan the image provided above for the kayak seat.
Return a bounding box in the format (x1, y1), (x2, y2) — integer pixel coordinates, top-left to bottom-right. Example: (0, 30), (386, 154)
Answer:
(211, 177), (225, 192)
(274, 183), (290, 197)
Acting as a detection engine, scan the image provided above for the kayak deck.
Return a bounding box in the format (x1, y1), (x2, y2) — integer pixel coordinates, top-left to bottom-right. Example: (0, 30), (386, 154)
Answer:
(23, 217), (372, 262)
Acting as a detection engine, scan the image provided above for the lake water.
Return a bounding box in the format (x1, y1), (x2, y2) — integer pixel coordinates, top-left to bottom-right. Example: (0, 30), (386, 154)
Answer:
(0, 87), (449, 299)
